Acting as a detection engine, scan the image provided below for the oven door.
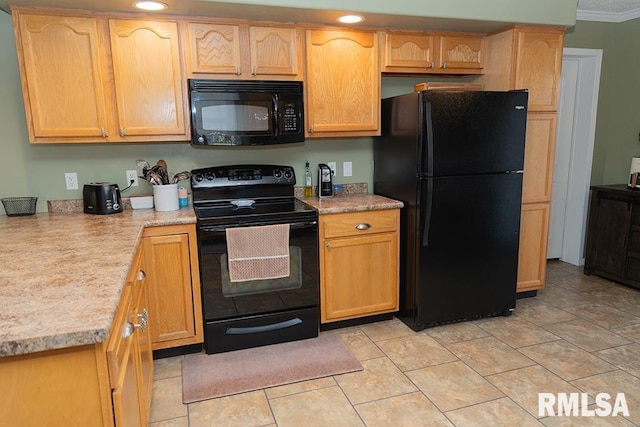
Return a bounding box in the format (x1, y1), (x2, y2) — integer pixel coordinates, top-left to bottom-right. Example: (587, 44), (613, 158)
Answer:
(197, 219), (319, 353)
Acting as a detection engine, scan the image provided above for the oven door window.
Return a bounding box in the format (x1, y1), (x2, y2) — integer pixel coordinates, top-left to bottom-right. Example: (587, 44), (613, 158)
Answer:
(198, 223), (319, 321)
(220, 246), (302, 297)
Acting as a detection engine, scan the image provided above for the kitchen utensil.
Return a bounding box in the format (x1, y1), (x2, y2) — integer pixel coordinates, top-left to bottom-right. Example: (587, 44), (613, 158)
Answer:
(170, 171), (191, 184)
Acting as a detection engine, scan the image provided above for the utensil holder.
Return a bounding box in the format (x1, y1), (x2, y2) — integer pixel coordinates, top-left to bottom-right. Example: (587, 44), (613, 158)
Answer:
(153, 184), (179, 212)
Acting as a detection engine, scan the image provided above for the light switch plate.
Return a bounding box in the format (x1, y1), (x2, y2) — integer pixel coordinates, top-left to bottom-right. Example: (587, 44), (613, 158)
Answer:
(343, 161), (352, 177)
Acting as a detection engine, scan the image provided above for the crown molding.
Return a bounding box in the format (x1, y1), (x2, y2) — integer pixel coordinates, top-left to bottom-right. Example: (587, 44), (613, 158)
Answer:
(577, 8), (640, 23)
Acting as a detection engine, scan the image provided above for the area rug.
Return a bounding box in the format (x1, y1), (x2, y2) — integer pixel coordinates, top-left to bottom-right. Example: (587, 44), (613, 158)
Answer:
(182, 334), (363, 403)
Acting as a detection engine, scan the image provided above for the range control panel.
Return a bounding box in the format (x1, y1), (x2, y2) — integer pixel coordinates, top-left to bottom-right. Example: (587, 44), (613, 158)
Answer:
(191, 165), (296, 189)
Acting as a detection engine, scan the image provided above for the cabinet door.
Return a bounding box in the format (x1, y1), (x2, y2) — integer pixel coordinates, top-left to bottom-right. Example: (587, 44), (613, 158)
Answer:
(438, 35), (483, 70)
(321, 233), (399, 322)
(586, 197), (631, 277)
(249, 26), (301, 77)
(185, 22), (242, 75)
(522, 113), (557, 204)
(15, 14), (109, 140)
(382, 32), (436, 71)
(305, 29), (380, 137)
(133, 266), (153, 424)
(513, 28), (564, 112)
(142, 231), (201, 349)
(109, 19), (186, 138)
(517, 203), (550, 292)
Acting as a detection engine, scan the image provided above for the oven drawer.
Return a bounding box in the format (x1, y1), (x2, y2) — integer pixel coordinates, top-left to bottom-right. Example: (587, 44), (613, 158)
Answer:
(204, 307), (318, 354)
(321, 209), (399, 239)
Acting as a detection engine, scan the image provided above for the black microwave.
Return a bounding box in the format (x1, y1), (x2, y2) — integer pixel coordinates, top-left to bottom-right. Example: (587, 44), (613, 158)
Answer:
(188, 79), (305, 146)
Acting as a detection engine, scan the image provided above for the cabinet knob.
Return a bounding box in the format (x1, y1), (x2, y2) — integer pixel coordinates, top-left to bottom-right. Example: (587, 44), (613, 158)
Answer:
(355, 223), (371, 230)
(326, 242), (331, 250)
(100, 128), (106, 138)
(236, 67), (241, 75)
(428, 61), (434, 69)
(252, 66), (257, 75)
(137, 270), (146, 281)
(309, 125), (314, 133)
(441, 61), (447, 69)
(119, 128), (125, 137)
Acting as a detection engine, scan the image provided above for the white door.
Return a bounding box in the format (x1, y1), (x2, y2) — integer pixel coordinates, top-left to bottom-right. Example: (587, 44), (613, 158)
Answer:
(547, 48), (602, 265)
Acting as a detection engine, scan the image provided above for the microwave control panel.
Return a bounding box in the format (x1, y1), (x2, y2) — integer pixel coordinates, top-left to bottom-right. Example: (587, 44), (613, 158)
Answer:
(283, 103), (299, 132)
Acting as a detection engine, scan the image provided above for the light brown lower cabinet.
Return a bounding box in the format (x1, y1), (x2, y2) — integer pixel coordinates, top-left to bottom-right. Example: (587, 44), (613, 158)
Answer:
(517, 202), (550, 292)
(319, 209), (400, 323)
(142, 224), (203, 350)
(0, 244), (153, 426)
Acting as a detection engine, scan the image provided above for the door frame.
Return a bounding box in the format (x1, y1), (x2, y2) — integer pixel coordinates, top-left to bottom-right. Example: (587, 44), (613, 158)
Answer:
(549, 48), (602, 265)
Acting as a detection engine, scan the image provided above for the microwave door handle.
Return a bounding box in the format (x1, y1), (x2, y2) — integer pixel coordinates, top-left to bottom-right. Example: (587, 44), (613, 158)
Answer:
(272, 94), (279, 136)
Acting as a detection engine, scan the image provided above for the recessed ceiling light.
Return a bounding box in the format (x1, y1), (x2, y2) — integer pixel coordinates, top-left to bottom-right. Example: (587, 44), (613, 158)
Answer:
(133, 1), (167, 11)
(338, 15), (365, 24)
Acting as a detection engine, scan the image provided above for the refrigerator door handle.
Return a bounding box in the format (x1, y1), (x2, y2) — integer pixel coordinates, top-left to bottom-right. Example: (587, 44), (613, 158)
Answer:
(420, 100), (434, 176)
(421, 179), (434, 247)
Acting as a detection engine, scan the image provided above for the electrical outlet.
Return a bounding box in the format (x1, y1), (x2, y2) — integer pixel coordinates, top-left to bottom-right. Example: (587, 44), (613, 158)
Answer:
(64, 172), (78, 190)
(126, 170), (139, 187)
(343, 161), (353, 177)
(327, 162), (337, 176)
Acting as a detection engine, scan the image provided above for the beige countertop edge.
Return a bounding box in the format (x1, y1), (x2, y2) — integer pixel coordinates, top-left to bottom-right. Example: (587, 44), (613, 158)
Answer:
(301, 194), (404, 214)
(0, 194), (402, 358)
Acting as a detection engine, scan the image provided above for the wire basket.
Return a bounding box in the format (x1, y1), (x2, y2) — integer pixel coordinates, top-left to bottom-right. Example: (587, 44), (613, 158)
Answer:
(2, 197), (37, 217)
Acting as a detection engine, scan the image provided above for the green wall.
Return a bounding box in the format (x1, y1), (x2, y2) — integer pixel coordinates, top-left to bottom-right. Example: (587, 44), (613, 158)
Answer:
(565, 19), (640, 185)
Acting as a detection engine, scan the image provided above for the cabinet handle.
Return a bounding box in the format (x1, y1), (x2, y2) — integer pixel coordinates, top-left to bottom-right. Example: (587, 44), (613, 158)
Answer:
(355, 223), (371, 230)
(122, 309), (148, 338)
(236, 67), (241, 75)
(119, 128), (125, 137)
(428, 61), (434, 69)
(441, 61), (447, 69)
(137, 269), (146, 281)
(252, 66), (257, 75)
(100, 128), (106, 138)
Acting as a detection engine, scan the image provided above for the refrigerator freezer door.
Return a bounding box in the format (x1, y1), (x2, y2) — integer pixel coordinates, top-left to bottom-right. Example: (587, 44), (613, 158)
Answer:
(407, 173), (522, 330)
(421, 91), (528, 177)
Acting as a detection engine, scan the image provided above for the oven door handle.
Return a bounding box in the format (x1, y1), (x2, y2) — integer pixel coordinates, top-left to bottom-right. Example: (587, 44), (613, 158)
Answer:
(225, 317), (302, 335)
(199, 220), (317, 233)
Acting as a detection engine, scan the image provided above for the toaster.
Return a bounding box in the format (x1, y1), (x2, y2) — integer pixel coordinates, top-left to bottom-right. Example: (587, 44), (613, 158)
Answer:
(83, 183), (123, 215)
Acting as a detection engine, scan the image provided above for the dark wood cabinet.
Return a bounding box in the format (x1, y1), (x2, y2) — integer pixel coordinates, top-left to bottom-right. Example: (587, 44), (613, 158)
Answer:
(584, 185), (640, 289)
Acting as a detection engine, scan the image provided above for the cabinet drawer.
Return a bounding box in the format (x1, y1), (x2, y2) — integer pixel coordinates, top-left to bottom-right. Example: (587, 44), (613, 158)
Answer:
(106, 285), (134, 387)
(321, 209), (398, 239)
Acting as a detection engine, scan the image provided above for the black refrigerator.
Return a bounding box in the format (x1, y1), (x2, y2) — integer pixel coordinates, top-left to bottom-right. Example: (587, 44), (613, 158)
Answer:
(374, 90), (528, 331)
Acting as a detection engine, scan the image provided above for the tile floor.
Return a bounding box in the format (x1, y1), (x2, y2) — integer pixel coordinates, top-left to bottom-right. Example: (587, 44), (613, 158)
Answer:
(149, 261), (640, 426)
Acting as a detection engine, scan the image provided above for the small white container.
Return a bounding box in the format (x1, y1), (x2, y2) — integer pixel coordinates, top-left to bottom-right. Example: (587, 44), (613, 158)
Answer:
(153, 184), (179, 212)
(129, 195), (154, 210)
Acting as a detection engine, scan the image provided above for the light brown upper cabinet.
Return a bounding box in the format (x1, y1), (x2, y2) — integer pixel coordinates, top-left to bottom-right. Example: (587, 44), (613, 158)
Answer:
(13, 9), (188, 143)
(108, 19), (187, 140)
(14, 13), (109, 141)
(305, 29), (380, 137)
(184, 22), (303, 80)
(382, 31), (484, 74)
(512, 28), (564, 111)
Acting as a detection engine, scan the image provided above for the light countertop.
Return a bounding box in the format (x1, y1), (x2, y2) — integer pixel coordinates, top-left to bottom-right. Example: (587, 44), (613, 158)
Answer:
(0, 193), (402, 357)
